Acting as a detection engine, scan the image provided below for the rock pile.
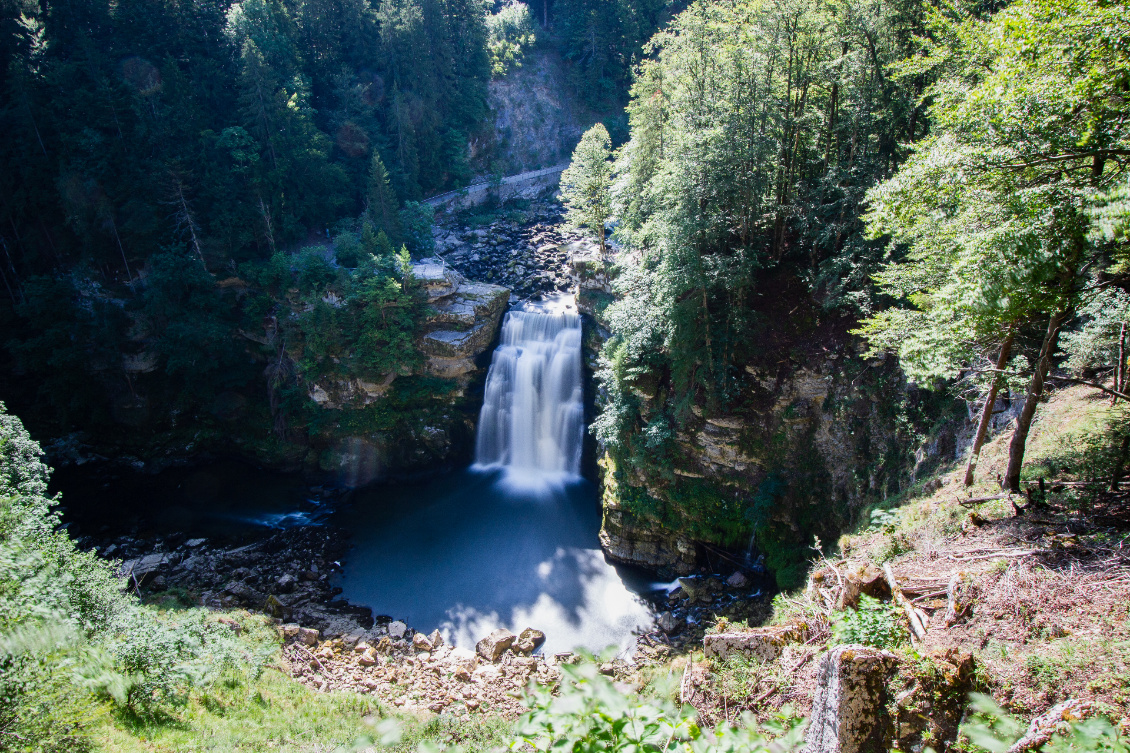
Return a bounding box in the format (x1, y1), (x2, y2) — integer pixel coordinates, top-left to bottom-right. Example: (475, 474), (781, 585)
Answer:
(433, 199), (579, 299)
(280, 622), (563, 718)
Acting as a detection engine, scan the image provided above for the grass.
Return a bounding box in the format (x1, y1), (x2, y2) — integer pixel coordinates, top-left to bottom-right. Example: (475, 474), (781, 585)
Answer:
(88, 612), (514, 753)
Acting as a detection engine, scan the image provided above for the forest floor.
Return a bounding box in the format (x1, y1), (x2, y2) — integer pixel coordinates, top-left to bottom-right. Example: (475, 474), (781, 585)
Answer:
(646, 385), (1130, 745)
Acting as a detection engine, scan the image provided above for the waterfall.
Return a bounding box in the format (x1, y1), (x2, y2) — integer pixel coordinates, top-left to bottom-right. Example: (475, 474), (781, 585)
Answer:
(474, 310), (584, 476)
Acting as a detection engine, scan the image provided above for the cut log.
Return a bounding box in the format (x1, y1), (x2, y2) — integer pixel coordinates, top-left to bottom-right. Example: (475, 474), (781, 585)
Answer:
(883, 564), (927, 643)
(1006, 698), (1090, 753)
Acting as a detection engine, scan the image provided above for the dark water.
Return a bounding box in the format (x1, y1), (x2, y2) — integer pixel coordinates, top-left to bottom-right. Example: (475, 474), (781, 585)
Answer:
(332, 466), (655, 655)
(53, 460), (657, 655)
(51, 461), (327, 541)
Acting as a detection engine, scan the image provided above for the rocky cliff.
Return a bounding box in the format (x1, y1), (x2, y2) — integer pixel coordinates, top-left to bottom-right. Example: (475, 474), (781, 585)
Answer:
(591, 273), (962, 586)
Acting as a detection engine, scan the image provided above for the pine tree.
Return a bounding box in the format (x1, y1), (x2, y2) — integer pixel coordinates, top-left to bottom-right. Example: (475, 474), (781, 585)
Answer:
(366, 152), (402, 243)
(561, 123), (613, 259)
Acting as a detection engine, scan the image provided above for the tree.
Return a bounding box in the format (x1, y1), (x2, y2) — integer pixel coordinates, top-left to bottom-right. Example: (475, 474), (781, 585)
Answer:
(366, 152), (402, 242)
(858, 0), (1130, 491)
(561, 123), (613, 260)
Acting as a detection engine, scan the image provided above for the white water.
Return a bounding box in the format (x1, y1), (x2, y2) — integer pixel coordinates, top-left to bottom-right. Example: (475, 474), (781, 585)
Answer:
(474, 309), (584, 477)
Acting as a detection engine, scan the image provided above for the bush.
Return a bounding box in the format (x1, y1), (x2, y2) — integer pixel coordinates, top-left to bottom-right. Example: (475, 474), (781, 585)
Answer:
(0, 404), (268, 749)
(832, 594), (908, 649)
(963, 693), (1130, 752)
(513, 661), (805, 753)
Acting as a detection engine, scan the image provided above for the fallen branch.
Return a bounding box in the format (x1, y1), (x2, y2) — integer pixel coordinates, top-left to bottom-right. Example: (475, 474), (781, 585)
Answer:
(884, 563), (927, 643)
(293, 643), (331, 676)
(1007, 698), (1090, 753)
(960, 494), (1011, 508)
(947, 549), (1040, 562)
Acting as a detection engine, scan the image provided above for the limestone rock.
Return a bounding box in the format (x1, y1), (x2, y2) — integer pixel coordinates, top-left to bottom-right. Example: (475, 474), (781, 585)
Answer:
(514, 628), (545, 654)
(388, 621), (407, 639)
(476, 628), (516, 662)
(704, 624), (808, 664)
(803, 644), (897, 753)
(412, 632), (433, 651)
(428, 629), (444, 649)
(297, 627), (320, 646)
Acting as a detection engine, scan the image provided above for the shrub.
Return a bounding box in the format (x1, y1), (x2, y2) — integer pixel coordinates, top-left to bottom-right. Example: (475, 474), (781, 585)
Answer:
(832, 594), (908, 649)
(0, 404), (268, 748)
(513, 661), (806, 753)
(963, 693), (1130, 752)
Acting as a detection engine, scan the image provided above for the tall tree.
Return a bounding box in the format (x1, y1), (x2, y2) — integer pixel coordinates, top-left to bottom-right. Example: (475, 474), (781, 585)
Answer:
(858, 0), (1130, 492)
(561, 123), (613, 260)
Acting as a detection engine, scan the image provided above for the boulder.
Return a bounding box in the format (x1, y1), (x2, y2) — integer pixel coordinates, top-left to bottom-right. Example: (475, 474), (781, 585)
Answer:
(704, 624), (808, 663)
(803, 645), (897, 753)
(657, 611), (681, 634)
(726, 571), (749, 588)
(476, 628), (516, 662)
(297, 627), (320, 646)
(276, 573), (297, 593)
(514, 628), (545, 654)
(279, 623), (301, 641)
(388, 621), (407, 639)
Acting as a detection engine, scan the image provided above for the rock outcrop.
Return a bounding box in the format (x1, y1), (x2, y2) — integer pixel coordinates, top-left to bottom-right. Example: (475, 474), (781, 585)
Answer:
(804, 645), (898, 753)
(413, 258), (510, 385)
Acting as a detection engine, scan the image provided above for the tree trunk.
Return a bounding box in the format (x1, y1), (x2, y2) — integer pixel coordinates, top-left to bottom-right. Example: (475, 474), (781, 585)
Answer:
(1003, 310), (1068, 492)
(1112, 322), (1126, 407)
(964, 330), (1015, 486)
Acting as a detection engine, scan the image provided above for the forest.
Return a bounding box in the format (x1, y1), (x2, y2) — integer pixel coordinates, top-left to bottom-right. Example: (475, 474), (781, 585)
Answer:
(2, 0), (1130, 749)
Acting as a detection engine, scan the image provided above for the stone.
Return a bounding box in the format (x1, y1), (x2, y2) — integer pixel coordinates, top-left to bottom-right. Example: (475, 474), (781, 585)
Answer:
(185, 538), (207, 548)
(726, 571), (749, 588)
(476, 628), (516, 662)
(413, 632), (433, 651)
(388, 621), (407, 639)
(677, 577), (706, 602)
(279, 623), (301, 641)
(428, 629), (444, 649)
(297, 627), (320, 646)
(513, 628), (546, 655)
(599, 663), (615, 676)
(359, 648), (378, 666)
(276, 573), (297, 593)
(703, 625), (809, 664)
(354, 642), (372, 654)
(149, 575), (167, 591)
(803, 644), (897, 753)
(657, 611), (681, 634)
(454, 666), (472, 681)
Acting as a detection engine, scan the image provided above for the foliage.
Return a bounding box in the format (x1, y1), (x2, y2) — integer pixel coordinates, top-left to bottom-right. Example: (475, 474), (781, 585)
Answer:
(562, 123), (614, 258)
(553, 0), (668, 108)
(486, 1), (536, 78)
(1060, 288), (1130, 376)
(0, 404), (269, 750)
(399, 200), (436, 256)
(831, 594), (908, 650)
(1, 0), (493, 433)
(513, 661), (806, 753)
(962, 693), (1130, 753)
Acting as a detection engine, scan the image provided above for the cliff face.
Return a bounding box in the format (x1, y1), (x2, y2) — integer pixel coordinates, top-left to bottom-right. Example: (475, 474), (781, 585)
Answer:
(34, 263), (510, 485)
(590, 273), (961, 586)
(300, 261), (510, 484)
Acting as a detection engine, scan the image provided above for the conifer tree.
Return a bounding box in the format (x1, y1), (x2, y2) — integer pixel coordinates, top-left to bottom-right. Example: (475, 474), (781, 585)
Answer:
(561, 123), (613, 260)
(366, 152), (401, 243)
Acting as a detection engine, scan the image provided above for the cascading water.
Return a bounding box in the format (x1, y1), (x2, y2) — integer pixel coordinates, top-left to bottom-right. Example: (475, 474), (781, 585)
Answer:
(474, 309), (584, 476)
